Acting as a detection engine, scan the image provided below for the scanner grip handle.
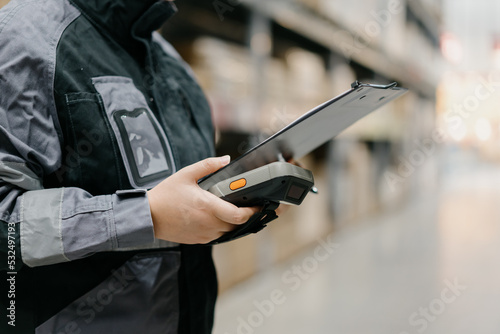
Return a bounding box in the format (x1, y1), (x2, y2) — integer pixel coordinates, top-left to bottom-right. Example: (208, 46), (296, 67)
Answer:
(206, 201), (280, 245)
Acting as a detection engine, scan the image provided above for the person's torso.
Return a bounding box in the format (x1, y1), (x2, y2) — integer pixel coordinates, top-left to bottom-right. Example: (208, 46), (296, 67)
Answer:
(1, 1), (218, 333)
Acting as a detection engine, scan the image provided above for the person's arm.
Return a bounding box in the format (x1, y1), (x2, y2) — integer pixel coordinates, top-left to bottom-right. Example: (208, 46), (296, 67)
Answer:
(0, 96), (261, 270)
(0, 36), (154, 269)
(0, 134), (156, 270)
(0, 115), (258, 271)
(0, 23), (258, 270)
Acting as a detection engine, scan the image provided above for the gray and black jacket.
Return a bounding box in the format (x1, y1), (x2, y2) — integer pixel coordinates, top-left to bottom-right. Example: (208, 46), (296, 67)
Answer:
(0, 0), (217, 333)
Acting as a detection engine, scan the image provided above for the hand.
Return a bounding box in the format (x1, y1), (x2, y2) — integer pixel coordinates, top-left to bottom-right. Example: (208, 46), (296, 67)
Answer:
(147, 156), (260, 244)
(275, 203), (291, 216)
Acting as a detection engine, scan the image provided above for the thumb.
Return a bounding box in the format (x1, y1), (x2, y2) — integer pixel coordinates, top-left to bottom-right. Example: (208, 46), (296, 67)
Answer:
(182, 156), (231, 181)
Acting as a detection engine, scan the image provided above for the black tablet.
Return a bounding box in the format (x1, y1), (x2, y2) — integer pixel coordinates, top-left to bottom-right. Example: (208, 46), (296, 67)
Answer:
(199, 81), (408, 190)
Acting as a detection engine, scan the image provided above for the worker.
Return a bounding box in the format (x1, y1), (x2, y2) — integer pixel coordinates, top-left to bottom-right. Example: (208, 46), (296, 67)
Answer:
(0, 0), (258, 333)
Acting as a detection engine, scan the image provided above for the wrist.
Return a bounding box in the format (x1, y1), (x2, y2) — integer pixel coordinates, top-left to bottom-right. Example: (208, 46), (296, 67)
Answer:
(147, 190), (159, 237)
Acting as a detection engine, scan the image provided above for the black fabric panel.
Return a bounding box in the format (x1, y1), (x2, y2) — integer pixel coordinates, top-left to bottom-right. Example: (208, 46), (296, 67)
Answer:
(36, 251), (181, 334)
(178, 245), (218, 334)
(34, 5), (219, 334)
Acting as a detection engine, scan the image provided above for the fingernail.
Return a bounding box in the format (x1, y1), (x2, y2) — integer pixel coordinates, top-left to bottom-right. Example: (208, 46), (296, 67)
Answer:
(219, 155), (231, 165)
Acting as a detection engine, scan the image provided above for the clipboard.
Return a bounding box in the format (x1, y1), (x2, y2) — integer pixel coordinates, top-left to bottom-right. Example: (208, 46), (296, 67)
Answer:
(199, 81), (408, 190)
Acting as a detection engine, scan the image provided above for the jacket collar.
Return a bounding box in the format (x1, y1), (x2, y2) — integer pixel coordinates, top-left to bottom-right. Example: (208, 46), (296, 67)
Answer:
(70, 0), (177, 46)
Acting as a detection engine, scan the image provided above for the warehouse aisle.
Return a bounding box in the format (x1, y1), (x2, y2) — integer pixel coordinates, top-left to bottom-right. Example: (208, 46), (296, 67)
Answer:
(214, 153), (500, 334)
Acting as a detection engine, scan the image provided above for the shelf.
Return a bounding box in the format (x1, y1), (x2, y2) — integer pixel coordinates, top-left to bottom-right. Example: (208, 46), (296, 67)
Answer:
(237, 0), (440, 98)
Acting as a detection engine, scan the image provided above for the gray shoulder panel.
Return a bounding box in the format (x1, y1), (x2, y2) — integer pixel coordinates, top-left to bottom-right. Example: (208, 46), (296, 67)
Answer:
(0, 0), (80, 175)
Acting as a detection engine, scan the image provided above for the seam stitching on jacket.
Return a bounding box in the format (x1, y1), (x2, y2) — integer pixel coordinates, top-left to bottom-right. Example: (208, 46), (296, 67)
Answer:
(65, 94), (84, 183)
(95, 92), (125, 189)
(61, 202), (112, 217)
(59, 187), (71, 262)
(19, 193), (28, 266)
(46, 0), (82, 156)
(66, 98), (97, 104)
(109, 195), (118, 249)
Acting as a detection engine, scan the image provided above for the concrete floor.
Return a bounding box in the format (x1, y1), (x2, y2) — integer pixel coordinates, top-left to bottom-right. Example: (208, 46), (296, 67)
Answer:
(213, 154), (500, 334)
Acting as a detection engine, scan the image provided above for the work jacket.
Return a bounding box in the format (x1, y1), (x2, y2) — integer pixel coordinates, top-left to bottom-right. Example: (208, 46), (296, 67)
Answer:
(0, 0), (217, 333)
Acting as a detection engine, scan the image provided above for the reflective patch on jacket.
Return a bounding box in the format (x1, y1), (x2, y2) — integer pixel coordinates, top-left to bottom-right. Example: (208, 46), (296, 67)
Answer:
(92, 76), (176, 189)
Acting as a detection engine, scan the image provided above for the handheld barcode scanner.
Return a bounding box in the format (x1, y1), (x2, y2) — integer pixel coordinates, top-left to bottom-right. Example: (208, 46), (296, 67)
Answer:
(205, 162), (315, 244)
(199, 81), (408, 245)
(207, 162), (314, 207)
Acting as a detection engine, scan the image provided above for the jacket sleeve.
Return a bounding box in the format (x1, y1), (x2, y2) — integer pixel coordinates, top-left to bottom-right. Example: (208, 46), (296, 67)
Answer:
(0, 4), (155, 270)
(0, 124), (156, 270)
(0, 107), (157, 269)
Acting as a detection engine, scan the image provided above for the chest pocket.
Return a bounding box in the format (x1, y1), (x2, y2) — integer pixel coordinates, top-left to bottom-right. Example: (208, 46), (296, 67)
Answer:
(92, 76), (176, 189)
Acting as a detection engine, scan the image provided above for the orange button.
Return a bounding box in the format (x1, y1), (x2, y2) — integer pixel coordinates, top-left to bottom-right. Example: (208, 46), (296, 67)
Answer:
(230, 178), (247, 191)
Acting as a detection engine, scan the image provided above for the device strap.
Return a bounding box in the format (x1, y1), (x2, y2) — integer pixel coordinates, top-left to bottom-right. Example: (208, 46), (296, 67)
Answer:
(207, 201), (280, 245)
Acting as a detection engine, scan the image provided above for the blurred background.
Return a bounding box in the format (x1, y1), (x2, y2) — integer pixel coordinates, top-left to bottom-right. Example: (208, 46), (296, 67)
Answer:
(2, 0), (498, 332)
(159, 0), (500, 332)
(157, 1), (500, 333)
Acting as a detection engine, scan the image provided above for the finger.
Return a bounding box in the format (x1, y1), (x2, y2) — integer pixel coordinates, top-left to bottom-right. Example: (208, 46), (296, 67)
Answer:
(211, 198), (260, 225)
(202, 215), (238, 233)
(202, 217), (250, 244)
(204, 231), (226, 245)
(181, 156), (231, 181)
(286, 159), (303, 168)
(217, 221), (241, 233)
(275, 203), (291, 216)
